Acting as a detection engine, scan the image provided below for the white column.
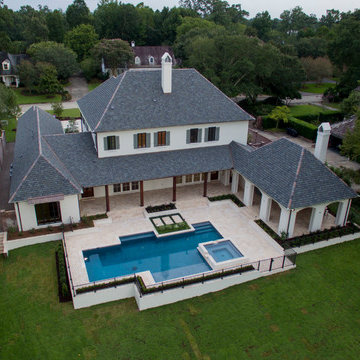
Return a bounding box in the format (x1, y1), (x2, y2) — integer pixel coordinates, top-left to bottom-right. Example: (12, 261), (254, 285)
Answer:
(223, 170), (230, 186)
(335, 199), (351, 226)
(309, 204), (327, 232)
(231, 171), (239, 194)
(278, 207), (297, 238)
(243, 179), (254, 206)
(259, 192), (272, 222)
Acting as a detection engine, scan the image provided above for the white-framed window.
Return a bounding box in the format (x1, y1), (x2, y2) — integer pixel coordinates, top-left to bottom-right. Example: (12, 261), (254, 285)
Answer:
(123, 182), (130, 191)
(176, 176), (183, 184)
(135, 56), (141, 65)
(103, 135), (119, 150)
(205, 127), (220, 142)
(2, 61), (9, 71)
(131, 181), (139, 190)
(113, 183), (121, 193)
(193, 173), (201, 182)
(185, 174), (193, 183)
(134, 133), (151, 148)
(154, 131), (170, 147)
(149, 56), (155, 65)
(186, 128), (202, 144)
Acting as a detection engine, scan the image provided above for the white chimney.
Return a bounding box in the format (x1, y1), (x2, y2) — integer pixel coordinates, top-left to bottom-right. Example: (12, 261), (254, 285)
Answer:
(161, 52), (172, 94)
(131, 40), (135, 47)
(314, 122), (331, 163)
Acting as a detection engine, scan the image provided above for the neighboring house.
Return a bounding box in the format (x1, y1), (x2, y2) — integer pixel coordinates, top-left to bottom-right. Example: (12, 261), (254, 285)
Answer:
(0, 51), (28, 87)
(330, 116), (356, 149)
(10, 53), (357, 236)
(101, 43), (176, 75)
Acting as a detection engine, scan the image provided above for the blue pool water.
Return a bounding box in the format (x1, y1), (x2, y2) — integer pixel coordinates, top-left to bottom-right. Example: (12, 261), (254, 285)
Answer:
(83, 222), (222, 283)
(205, 240), (243, 262)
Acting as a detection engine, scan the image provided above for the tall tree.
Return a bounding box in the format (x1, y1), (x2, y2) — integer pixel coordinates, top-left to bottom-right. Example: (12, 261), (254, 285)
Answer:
(17, 60), (38, 94)
(46, 10), (67, 43)
(0, 83), (20, 119)
(64, 24), (99, 61)
(66, 0), (92, 29)
(27, 41), (78, 80)
(91, 38), (133, 76)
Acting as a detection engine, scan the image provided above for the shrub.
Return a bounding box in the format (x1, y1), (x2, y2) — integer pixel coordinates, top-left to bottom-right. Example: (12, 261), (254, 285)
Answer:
(55, 243), (71, 302)
(146, 203), (176, 213)
(288, 116), (318, 140)
(207, 194), (245, 207)
(76, 276), (135, 294)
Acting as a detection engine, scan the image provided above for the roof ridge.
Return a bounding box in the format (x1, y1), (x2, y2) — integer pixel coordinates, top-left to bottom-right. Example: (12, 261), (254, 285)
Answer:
(94, 72), (128, 131)
(9, 154), (41, 203)
(287, 147), (305, 209)
(41, 136), (82, 192)
(36, 107), (42, 155)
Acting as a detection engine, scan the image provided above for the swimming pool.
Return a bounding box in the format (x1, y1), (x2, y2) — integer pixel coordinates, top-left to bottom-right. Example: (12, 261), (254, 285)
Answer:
(83, 222), (222, 283)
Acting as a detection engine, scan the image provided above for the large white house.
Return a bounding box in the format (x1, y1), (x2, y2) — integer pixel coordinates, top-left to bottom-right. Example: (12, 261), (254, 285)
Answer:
(10, 53), (357, 237)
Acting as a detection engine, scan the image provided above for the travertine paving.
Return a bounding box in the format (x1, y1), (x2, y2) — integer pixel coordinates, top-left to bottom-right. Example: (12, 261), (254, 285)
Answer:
(65, 189), (284, 288)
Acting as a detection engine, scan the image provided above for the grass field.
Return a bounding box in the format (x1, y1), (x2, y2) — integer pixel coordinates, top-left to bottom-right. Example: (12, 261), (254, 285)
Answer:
(46, 108), (81, 118)
(13, 88), (61, 105)
(289, 104), (338, 117)
(1, 118), (17, 142)
(87, 80), (103, 91)
(1, 240), (360, 359)
(301, 83), (335, 94)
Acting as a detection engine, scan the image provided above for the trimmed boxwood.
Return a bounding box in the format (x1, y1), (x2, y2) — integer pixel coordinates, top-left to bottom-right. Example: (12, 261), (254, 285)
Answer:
(288, 117), (318, 140)
(146, 203), (176, 213)
(137, 264), (255, 294)
(55, 244), (71, 302)
(254, 219), (359, 248)
(295, 111), (343, 125)
(76, 276), (135, 294)
(208, 194), (245, 207)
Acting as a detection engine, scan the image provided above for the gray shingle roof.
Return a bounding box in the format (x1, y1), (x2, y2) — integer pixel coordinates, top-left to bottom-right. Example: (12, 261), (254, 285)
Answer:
(0, 52), (29, 75)
(230, 138), (357, 209)
(9, 107), (81, 203)
(77, 69), (253, 132)
(44, 132), (233, 187)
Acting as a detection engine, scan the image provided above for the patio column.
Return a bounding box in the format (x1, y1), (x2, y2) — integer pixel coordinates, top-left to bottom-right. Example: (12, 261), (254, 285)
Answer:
(140, 180), (144, 207)
(309, 204), (326, 232)
(335, 199), (351, 226)
(105, 185), (110, 212)
(231, 171), (239, 193)
(243, 179), (254, 207)
(203, 172), (208, 197)
(259, 192), (272, 222)
(223, 170), (230, 186)
(172, 176), (176, 202)
(278, 207), (296, 238)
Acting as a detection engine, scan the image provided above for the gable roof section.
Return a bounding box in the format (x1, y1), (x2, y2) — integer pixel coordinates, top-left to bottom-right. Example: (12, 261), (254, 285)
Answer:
(231, 138), (357, 209)
(9, 107), (81, 203)
(132, 46), (176, 66)
(44, 132), (233, 188)
(0, 51), (29, 75)
(77, 69), (253, 133)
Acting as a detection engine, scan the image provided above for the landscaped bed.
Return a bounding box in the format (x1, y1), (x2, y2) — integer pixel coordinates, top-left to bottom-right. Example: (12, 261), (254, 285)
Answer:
(1, 240), (360, 358)
(6, 213), (108, 240)
(149, 213), (190, 234)
(146, 203), (176, 213)
(208, 194), (245, 207)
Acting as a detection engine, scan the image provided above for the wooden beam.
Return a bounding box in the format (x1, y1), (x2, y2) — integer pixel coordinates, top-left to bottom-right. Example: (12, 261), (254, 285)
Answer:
(140, 180), (144, 207)
(203, 172), (208, 197)
(172, 176), (176, 202)
(105, 185), (110, 212)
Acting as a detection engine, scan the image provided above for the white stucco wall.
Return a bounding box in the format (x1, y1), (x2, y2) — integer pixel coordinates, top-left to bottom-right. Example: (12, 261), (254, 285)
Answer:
(96, 121), (249, 158)
(16, 195), (80, 231)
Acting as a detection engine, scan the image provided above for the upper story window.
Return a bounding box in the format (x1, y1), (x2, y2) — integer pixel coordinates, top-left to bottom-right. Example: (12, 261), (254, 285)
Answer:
(103, 135), (119, 150)
(154, 131), (170, 147)
(135, 56), (141, 65)
(186, 128), (202, 144)
(205, 126), (220, 142)
(149, 56), (155, 65)
(134, 132), (150, 149)
(2, 61), (9, 70)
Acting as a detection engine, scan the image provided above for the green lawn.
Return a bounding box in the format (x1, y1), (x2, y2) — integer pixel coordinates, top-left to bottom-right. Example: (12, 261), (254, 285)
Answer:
(13, 88), (61, 105)
(301, 83), (335, 94)
(46, 108), (81, 118)
(87, 80), (103, 91)
(289, 104), (337, 117)
(1, 117), (17, 142)
(1, 240), (360, 359)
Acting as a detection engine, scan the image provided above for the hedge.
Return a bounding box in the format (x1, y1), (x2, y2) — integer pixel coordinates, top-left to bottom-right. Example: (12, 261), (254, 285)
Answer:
(55, 244), (72, 302)
(146, 203), (176, 213)
(288, 116), (318, 140)
(208, 194), (245, 207)
(295, 111), (343, 124)
(254, 219), (359, 248)
(76, 276), (135, 294)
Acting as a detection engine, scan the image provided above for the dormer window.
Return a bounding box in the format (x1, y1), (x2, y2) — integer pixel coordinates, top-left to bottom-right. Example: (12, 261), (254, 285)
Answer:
(134, 132), (151, 148)
(186, 128), (202, 144)
(2, 61), (9, 70)
(149, 56), (155, 65)
(205, 127), (220, 142)
(135, 56), (141, 65)
(154, 131), (170, 146)
(103, 135), (119, 150)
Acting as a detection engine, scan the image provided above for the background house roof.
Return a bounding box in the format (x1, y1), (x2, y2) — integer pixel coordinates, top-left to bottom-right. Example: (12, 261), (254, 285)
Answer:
(9, 107), (81, 203)
(230, 138), (357, 209)
(0, 52), (29, 76)
(132, 46), (176, 66)
(331, 116), (356, 140)
(77, 68), (253, 132)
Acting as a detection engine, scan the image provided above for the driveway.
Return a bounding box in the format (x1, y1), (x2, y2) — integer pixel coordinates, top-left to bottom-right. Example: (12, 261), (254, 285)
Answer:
(0, 142), (14, 211)
(65, 75), (89, 101)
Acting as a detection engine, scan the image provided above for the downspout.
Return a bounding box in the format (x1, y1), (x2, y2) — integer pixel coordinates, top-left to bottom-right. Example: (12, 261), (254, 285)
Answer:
(16, 202), (23, 232)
